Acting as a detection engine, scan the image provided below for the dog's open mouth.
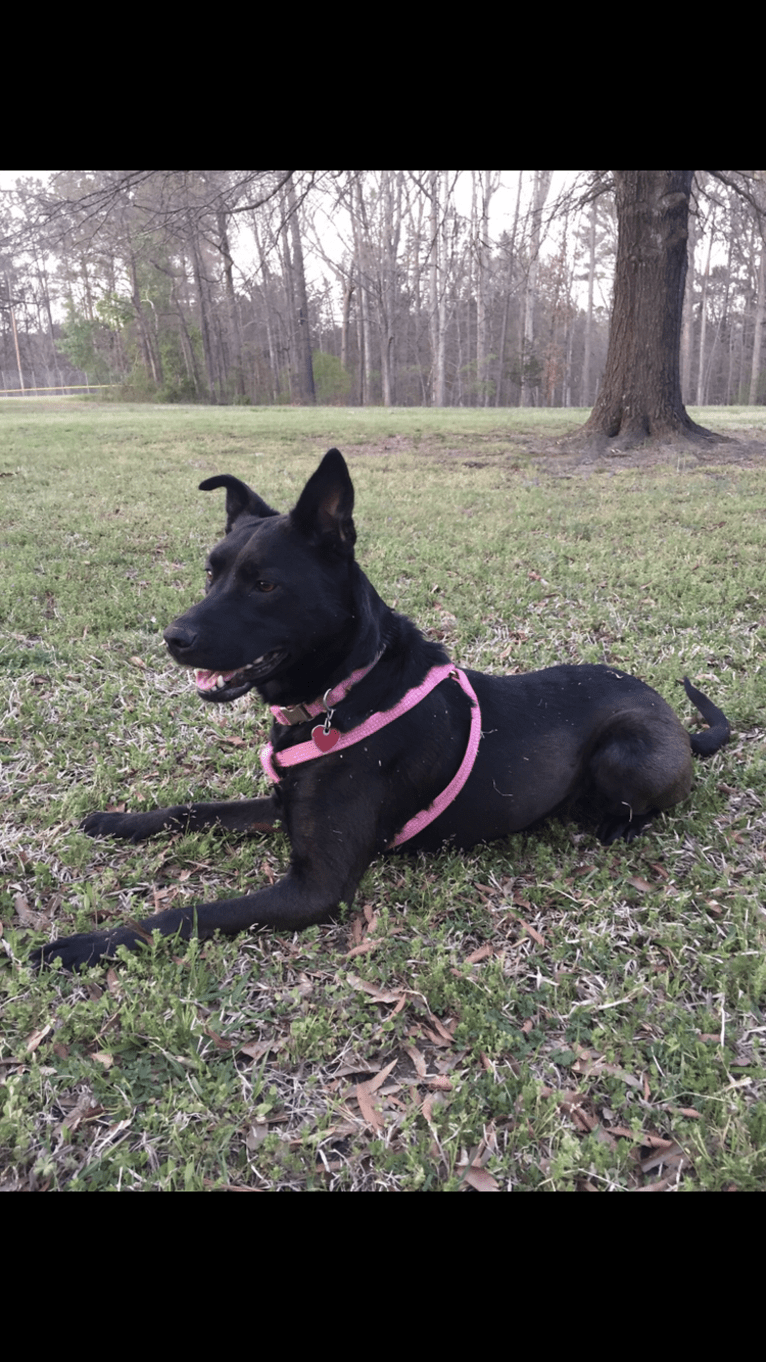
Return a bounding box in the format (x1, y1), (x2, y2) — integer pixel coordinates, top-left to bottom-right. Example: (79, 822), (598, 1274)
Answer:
(194, 649), (288, 701)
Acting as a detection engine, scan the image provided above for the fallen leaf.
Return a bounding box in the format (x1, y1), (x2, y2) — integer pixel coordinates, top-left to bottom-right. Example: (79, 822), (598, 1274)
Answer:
(26, 1023), (52, 1052)
(346, 940), (379, 958)
(246, 1124), (269, 1152)
(356, 1081), (385, 1130)
(508, 911), (545, 945)
(405, 1045), (427, 1078)
(368, 1058), (398, 1094)
(640, 1143), (684, 1174)
(14, 893), (50, 930)
(463, 1167), (500, 1192)
(345, 974), (403, 1004)
(425, 1014), (455, 1044)
(238, 1039), (281, 1061)
(465, 944), (493, 964)
(473, 882), (495, 898)
(641, 1132), (677, 1151)
(571, 1054), (642, 1088)
(205, 1027), (233, 1050)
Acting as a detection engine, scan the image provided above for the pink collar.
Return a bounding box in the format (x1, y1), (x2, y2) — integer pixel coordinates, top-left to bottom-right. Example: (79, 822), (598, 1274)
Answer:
(269, 652), (383, 726)
(260, 664), (482, 848)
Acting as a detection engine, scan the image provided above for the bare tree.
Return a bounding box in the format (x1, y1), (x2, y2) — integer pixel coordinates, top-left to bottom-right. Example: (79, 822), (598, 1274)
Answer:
(520, 171), (552, 406)
(428, 171), (453, 406)
(494, 173), (523, 407)
(680, 195), (699, 403)
(474, 171), (498, 406)
(749, 220), (766, 404)
(284, 175), (315, 403)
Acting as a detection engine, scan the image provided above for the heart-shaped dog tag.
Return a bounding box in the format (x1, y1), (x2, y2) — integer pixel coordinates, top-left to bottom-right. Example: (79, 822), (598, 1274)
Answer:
(312, 725), (340, 753)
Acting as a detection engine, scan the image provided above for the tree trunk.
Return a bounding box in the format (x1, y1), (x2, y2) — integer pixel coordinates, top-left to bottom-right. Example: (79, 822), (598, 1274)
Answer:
(580, 171), (714, 447)
(696, 211), (715, 406)
(680, 200), (697, 402)
(749, 232), (765, 404)
(128, 246), (162, 386)
(475, 171), (496, 406)
(520, 170), (552, 407)
(190, 235), (217, 401)
(285, 175), (315, 403)
(581, 196), (597, 405)
(352, 177), (373, 404)
(375, 171), (402, 407)
(217, 208), (245, 400)
(341, 274), (354, 374)
(429, 171), (447, 406)
(251, 213), (280, 402)
(495, 172), (522, 406)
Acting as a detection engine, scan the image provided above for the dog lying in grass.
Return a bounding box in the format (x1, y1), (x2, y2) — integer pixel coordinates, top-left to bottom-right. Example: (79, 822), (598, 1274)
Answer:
(33, 449), (730, 971)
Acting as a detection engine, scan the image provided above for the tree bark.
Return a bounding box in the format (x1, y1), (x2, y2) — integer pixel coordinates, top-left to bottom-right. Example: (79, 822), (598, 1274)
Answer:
(680, 198), (697, 402)
(285, 174), (315, 403)
(520, 170), (552, 407)
(581, 195), (597, 405)
(580, 170), (715, 447)
(429, 171), (447, 406)
(749, 232), (765, 404)
(495, 172), (522, 406)
(217, 208), (245, 399)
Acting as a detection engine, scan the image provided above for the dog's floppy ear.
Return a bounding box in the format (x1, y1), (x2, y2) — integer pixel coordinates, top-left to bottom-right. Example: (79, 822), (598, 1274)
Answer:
(291, 449), (356, 554)
(198, 475), (279, 534)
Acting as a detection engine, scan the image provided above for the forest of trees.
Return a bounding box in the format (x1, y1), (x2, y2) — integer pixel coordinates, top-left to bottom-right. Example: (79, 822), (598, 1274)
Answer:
(0, 170), (764, 409)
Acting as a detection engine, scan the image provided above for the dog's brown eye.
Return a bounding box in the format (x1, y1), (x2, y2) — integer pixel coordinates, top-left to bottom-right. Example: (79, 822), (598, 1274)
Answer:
(256, 581), (275, 593)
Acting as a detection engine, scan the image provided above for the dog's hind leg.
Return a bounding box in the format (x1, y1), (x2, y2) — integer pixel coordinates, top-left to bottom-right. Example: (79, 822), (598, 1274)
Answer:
(81, 795), (281, 844)
(587, 712), (693, 846)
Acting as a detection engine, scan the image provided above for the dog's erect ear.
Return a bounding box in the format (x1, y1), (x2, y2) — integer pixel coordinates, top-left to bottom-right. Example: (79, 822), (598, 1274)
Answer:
(290, 449), (356, 554)
(198, 475), (279, 534)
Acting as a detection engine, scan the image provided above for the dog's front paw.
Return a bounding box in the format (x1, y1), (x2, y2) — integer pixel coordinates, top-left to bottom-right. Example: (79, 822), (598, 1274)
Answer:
(82, 810), (133, 839)
(30, 930), (121, 972)
(81, 809), (167, 842)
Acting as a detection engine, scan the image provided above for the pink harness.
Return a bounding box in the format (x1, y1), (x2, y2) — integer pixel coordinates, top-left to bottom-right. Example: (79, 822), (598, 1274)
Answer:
(260, 662), (482, 847)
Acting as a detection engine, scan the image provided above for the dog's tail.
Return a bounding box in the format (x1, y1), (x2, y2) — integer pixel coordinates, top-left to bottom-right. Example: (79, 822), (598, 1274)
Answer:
(681, 676), (731, 756)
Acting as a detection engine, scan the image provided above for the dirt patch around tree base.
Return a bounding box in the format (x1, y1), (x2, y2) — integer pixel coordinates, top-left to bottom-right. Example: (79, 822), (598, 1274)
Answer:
(531, 431), (766, 477)
(351, 426), (766, 476)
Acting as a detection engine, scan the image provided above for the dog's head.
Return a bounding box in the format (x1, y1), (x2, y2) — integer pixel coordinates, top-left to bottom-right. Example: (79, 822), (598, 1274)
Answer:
(163, 449), (359, 705)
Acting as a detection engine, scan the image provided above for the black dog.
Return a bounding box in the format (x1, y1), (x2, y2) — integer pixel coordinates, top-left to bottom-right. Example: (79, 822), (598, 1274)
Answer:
(33, 449), (730, 971)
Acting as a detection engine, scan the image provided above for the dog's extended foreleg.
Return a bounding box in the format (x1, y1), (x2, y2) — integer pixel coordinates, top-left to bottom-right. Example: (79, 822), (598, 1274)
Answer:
(32, 865), (355, 972)
(81, 795), (280, 843)
(34, 798), (375, 971)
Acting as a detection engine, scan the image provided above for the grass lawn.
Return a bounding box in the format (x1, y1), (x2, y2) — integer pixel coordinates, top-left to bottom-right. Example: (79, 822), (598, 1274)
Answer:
(1, 400), (765, 1191)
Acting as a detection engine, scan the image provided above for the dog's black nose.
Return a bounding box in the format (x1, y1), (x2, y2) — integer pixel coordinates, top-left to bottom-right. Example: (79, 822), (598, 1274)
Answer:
(164, 623), (198, 656)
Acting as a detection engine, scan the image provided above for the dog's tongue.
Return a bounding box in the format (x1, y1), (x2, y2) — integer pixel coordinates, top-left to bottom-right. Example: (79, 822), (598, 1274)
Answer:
(194, 668), (237, 692)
